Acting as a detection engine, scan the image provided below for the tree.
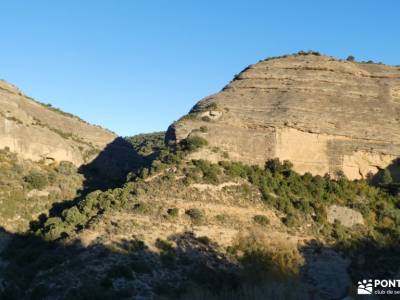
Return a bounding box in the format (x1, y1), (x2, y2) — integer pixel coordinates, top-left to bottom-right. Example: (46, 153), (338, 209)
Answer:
(24, 171), (48, 190)
(381, 169), (393, 185)
(346, 55), (355, 62)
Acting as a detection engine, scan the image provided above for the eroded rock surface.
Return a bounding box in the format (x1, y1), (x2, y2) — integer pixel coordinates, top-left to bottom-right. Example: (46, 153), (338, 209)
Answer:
(0, 80), (116, 165)
(168, 54), (400, 179)
(327, 205), (364, 227)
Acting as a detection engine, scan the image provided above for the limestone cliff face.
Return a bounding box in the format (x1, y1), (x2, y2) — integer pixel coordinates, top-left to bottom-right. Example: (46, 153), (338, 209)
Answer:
(0, 80), (116, 165)
(167, 54), (400, 179)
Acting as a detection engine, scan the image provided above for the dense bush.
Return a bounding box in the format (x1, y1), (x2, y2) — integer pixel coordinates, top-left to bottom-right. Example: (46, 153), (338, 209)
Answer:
(42, 217), (69, 240)
(219, 161), (250, 178)
(253, 215), (270, 226)
(219, 158), (400, 238)
(192, 160), (220, 184)
(167, 208), (179, 218)
(24, 172), (48, 190)
(62, 206), (87, 226)
(57, 161), (77, 175)
(155, 238), (173, 252)
(381, 169), (393, 185)
(179, 136), (208, 152)
(125, 132), (166, 156)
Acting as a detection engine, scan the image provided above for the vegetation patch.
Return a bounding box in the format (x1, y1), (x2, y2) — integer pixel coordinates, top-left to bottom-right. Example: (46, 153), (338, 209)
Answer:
(253, 215), (270, 226)
(185, 208), (204, 224)
(179, 136), (208, 152)
(125, 132), (166, 156)
(24, 171), (48, 190)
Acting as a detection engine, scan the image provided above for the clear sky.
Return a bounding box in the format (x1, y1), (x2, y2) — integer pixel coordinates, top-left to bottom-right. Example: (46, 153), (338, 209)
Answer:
(0, 1), (399, 136)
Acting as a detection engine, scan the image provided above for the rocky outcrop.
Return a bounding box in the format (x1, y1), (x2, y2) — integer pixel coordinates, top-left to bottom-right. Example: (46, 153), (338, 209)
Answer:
(327, 205), (364, 227)
(0, 80), (116, 165)
(167, 53), (400, 179)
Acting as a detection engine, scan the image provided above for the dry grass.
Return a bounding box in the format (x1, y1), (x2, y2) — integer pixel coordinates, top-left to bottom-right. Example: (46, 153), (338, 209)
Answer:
(232, 229), (304, 275)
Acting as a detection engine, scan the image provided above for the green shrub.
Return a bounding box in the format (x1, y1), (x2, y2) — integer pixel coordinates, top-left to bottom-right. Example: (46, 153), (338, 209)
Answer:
(57, 161), (77, 175)
(215, 214), (230, 224)
(381, 169), (393, 185)
(62, 207), (87, 226)
(42, 217), (69, 240)
(220, 161), (249, 178)
(155, 238), (173, 251)
(78, 190), (102, 216)
(125, 131), (166, 156)
(158, 150), (182, 165)
(265, 158), (293, 174)
(331, 220), (348, 241)
(253, 215), (270, 226)
(192, 160), (220, 184)
(297, 50), (321, 56)
(180, 136), (208, 152)
(186, 208), (204, 224)
(282, 212), (301, 228)
(24, 171), (48, 190)
(216, 158), (400, 241)
(167, 207), (179, 218)
(199, 126), (208, 133)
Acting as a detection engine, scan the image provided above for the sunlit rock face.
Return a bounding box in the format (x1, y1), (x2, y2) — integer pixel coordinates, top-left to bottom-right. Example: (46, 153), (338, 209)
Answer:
(0, 80), (116, 165)
(167, 53), (400, 179)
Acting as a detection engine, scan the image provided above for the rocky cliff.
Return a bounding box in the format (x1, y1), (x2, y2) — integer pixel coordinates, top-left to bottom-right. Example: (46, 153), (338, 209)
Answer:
(167, 53), (400, 179)
(0, 80), (116, 165)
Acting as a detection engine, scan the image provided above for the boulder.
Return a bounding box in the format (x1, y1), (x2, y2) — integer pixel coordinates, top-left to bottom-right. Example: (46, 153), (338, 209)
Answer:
(327, 205), (364, 227)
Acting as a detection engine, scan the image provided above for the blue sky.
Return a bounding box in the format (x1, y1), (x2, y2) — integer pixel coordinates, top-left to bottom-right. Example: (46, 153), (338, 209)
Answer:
(0, 1), (399, 136)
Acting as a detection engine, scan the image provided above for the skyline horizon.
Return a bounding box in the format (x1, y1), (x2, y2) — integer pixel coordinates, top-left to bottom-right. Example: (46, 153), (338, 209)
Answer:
(3, 50), (398, 137)
(1, 1), (399, 136)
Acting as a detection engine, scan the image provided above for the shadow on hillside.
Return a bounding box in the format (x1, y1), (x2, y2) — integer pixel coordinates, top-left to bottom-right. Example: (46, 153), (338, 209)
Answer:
(384, 158), (400, 182)
(300, 239), (400, 299)
(79, 137), (148, 192)
(2, 224), (400, 299)
(0, 229), (239, 299)
(370, 158), (400, 195)
(44, 137), (153, 221)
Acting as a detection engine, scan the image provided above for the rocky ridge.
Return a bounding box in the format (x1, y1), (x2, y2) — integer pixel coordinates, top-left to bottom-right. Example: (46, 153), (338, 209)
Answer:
(167, 53), (400, 179)
(0, 80), (116, 165)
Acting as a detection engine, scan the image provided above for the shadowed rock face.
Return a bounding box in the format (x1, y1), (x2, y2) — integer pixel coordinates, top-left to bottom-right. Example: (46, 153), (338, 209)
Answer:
(0, 80), (116, 165)
(167, 54), (400, 179)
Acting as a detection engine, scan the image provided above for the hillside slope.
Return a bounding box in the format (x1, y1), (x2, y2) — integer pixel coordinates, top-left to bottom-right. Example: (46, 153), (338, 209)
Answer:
(167, 52), (400, 180)
(1, 137), (399, 299)
(1, 54), (400, 299)
(0, 80), (116, 165)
